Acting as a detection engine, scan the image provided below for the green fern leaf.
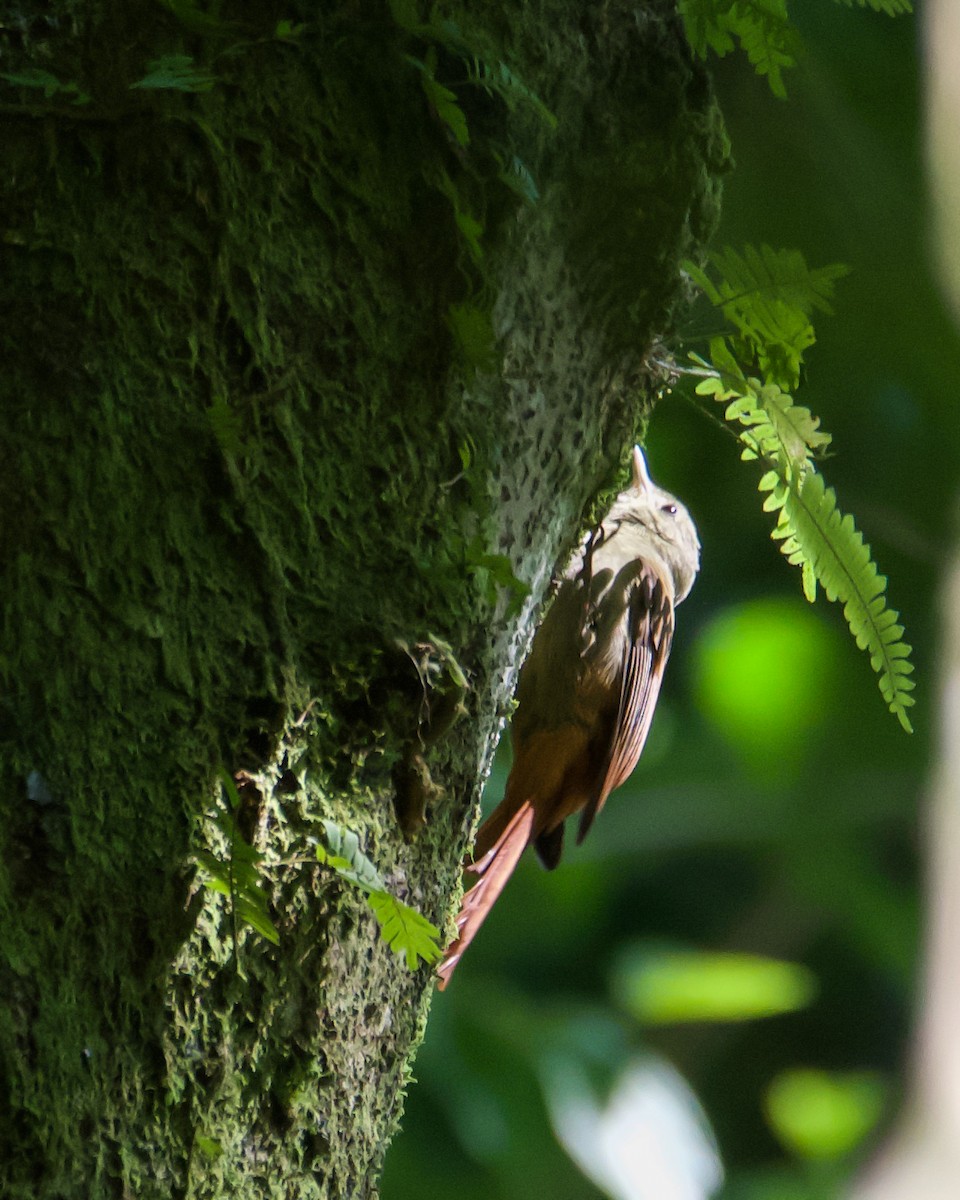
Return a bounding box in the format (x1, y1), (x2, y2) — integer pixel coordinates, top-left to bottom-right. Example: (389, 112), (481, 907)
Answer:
(704, 244), (849, 315)
(832, 0), (911, 15)
(697, 372), (831, 472)
(318, 820), (386, 891)
(757, 384), (831, 459)
(784, 472), (915, 730)
(406, 50), (470, 147)
(368, 890), (443, 969)
(465, 56), (557, 128)
(130, 54), (217, 93)
(685, 245), (849, 386)
(678, 0), (803, 98)
(194, 772), (282, 952)
(317, 822), (443, 968)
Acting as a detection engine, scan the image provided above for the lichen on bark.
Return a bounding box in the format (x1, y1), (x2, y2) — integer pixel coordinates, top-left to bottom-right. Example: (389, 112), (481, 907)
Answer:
(0, 1), (727, 1196)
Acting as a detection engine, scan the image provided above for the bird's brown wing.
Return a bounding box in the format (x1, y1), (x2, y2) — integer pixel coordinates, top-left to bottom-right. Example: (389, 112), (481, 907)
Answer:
(576, 561), (674, 844)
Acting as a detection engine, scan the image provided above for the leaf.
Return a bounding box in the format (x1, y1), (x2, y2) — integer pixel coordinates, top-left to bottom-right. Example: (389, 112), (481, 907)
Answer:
(130, 55), (218, 93)
(406, 51), (470, 147)
(494, 152), (540, 204)
(447, 303), (496, 371)
(465, 538), (530, 616)
(678, 0), (803, 97)
(465, 55), (557, 128)
(685, 244), (849, 387)
(156, 0), (231, 34)
(766, 1069), (888, 1160)
(274, 19), (308, 41)
(435, 170), (484, 265)
(0, 68), (64, 97)
(425, 632), (469, 690)
(195, 853), (231, 895)
(317, 820), (385, 891)
(832, 0), (911, 14)
(195, 771), (280, 950)
(234, 894), (280, 945)
(316, 823), (443, 969)
(387, 0), (422, 32)
(367, 890), (443, 969)
(783, 472), (915, 731)
(689, 304), (915, 731)
(0, 68), (90, 104)
(699, 373), (831, 476)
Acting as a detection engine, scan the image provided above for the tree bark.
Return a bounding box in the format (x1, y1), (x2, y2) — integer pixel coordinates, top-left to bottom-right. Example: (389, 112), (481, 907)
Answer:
(0, 2), (726, 1196)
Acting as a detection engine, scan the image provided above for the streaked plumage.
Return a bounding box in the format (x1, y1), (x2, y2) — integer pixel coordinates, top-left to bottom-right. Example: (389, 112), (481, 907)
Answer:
(437, 447), (699, 988)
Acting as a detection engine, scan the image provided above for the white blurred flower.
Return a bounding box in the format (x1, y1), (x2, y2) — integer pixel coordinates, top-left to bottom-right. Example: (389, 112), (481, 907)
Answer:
(545, 1056), (723, 1200)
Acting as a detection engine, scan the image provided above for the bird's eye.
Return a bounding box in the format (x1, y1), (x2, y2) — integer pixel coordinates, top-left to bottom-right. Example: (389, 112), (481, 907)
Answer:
(661, 503), (678, 516)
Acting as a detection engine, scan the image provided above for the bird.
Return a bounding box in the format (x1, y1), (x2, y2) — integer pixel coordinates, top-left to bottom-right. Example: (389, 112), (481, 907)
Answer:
(436, 446), (700, 988)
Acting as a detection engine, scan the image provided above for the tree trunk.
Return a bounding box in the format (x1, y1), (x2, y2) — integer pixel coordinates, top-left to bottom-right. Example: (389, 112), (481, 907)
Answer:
(0, 2), (726, 1196)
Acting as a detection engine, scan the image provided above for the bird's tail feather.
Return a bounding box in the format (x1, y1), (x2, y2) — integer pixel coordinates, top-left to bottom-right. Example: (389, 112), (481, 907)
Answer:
(436, 802), (535, 990)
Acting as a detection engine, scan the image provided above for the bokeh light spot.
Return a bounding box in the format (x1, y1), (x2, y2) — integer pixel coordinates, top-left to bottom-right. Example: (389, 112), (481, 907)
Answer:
(613, 948), (817, 1025)
(692, 597), (839, 778)
(765, 1068), (887, 1161)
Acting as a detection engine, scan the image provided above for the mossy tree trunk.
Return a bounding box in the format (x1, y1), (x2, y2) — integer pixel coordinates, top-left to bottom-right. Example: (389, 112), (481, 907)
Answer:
(0, 2), (725, 1196)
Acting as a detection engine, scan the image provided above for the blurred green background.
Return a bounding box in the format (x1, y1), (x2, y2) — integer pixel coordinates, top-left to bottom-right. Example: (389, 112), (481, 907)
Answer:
(384, 6), (957, 1197)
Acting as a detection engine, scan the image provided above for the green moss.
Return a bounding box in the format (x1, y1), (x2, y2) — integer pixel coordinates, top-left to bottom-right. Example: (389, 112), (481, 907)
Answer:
(0, 1), (726, 1195)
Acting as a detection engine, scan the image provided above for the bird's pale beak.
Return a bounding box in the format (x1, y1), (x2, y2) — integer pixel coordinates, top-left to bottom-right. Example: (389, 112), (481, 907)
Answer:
(632, 445), (653, 494)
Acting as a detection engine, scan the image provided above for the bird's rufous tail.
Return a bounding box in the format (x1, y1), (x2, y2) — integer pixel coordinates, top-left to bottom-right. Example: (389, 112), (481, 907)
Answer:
(436, 802), (535, 989)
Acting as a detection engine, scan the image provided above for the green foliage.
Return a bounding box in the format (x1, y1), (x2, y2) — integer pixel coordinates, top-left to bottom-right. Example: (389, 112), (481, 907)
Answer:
(195, 772), (280, 966)
(368, 891), (445, 971)
(435, 171), (484, 265)
(130, 55), (218, 93)
(197, 788), (442, 971)
(679, 0), (911, 96)
(405, 49), (471, 147)
(388, 0), (557, 364)
(464, 55), (558, 130)
(694, 599), (838, 779)
(464, 537), (531, 617)
(446, 303), (496, 370)
(774, 471), (915, 730)
(833, 0), (911, 13)
(390, 1), (557, 126)
(273, 19), (308, 42)
(493, 152), (541, 204)
(316, 821), (442, 970)
(0, 68), (90, 104)
(685, 244), (849, 388)
(678, 0), (802, 98)
(684, 246), (914, 729)
(155, 0), (232, 35)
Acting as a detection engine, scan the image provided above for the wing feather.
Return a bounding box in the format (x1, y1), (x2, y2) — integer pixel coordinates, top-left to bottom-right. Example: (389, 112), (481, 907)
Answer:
(576, 561), (674, 844)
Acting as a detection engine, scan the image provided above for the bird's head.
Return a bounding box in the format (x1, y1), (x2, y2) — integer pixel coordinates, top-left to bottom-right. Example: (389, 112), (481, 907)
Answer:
(606, 446), (700, 603)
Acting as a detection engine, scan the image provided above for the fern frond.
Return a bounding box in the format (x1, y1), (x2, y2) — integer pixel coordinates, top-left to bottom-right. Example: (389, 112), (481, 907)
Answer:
(832, 0), (911, 14)
(685, 245), (849, 386)
(784, 471), (915, 730)
(702, 244), (849, 316)
(466, 57), (557, 128)
(696, 371), (831, 471)
(678, 0), (802, 98)
(368, 891), (443, 969)
(685, 238), (914, 731)
(405, 50), (471, 147)
(316, 821), (443, 968)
